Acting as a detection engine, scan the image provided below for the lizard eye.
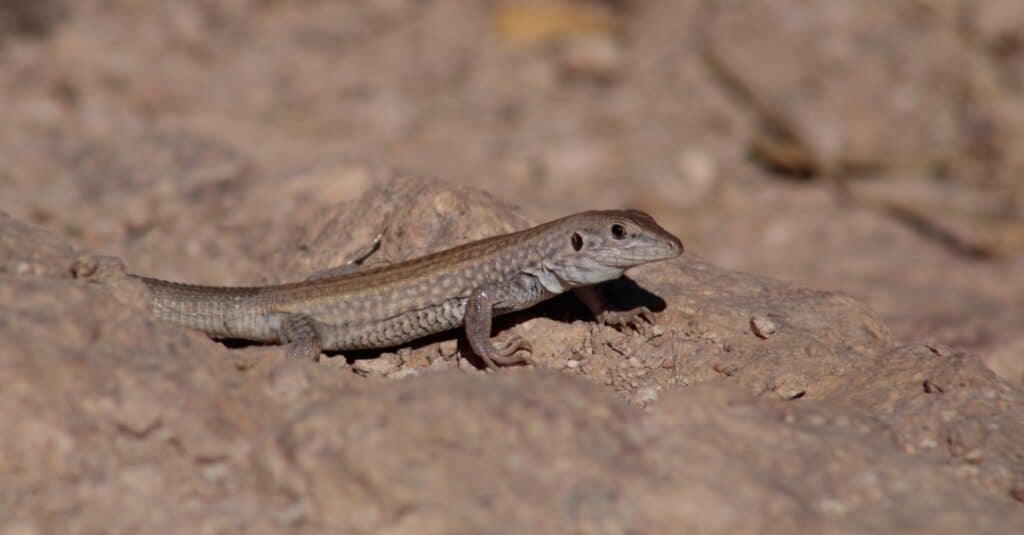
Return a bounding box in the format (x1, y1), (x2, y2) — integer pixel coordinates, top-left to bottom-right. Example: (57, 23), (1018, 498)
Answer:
(610, 223), (626, 239)
(571, 232), (583, 251)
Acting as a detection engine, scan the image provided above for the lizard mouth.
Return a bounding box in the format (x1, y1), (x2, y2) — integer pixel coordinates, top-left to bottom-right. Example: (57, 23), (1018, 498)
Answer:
(602, 234), (684, 267)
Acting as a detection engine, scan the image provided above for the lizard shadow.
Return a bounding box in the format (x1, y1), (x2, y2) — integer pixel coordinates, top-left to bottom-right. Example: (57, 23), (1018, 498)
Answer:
(223, 276), (667, 370)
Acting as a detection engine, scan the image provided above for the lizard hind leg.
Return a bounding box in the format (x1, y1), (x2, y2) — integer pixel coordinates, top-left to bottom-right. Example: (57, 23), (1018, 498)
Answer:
(278, 313), (323, 361)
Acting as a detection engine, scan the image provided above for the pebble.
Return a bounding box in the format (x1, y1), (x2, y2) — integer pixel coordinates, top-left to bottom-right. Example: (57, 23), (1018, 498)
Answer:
(114, 400), (162, 437)
(387, 367), (420, 380)
(352, 353), (402, 376)
(776, 386), (805, 400)
(202, 462), (230, 483)
(561, 35), (624, 81)
(750, 315), (778, 338)
(773, 374), (806, 400)
(631, 386), (660, 406)
(963, 449), (984, 464)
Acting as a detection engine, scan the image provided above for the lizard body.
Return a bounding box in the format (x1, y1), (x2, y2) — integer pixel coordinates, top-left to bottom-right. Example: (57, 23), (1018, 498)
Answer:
(133, 210), (683, 368)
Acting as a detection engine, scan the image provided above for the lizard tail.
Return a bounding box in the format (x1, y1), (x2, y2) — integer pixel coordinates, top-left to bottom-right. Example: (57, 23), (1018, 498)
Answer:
(132, 275), (277, 341)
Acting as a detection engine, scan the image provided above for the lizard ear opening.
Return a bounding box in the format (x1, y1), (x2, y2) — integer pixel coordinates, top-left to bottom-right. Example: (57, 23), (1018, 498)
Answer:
(571, 232), (583, 251)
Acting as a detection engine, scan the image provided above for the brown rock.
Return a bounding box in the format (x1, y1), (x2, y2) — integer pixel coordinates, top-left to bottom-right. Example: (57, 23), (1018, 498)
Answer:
(2, 176), (1023, 531)
(1, 1), (1023, 530)
(703, 0), (1024, 184)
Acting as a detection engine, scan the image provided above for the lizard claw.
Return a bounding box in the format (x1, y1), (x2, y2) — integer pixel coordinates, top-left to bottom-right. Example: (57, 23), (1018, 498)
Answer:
(599, 306), (655, 334)
(492, 335), (534, 366)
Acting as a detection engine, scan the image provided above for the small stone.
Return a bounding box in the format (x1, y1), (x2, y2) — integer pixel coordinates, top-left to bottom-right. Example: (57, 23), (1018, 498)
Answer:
(352, 353), (402, 377)
(777, 386), (805, 400)
(713, 363), (738, 376)
(387, 367), (420, 380)
(71, 254), (126, 281)
(630, 386), (660, 406)
(750, 315), (777, 338)
(627, 357), (642, 368)
(773, 374), (806, 400)
(114, 398), (162, 437)
(963, 449), (984, 464)
(428, 356), (454, 371)
(202, 462), (230, 483)
(566, 359), (581, 369)
(70, 255), (99, 278)
(434, 340), (459, 361)
(561, 35), (624, 81)
(650, 325), (665, 337)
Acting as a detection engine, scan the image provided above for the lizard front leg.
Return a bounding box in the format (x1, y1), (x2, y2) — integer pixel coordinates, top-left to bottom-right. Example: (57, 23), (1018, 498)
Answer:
(464, 286), (533, 369)
(573, 285), (654, 333)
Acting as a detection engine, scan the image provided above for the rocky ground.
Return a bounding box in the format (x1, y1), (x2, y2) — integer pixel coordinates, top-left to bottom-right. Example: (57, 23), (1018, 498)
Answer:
(2, 1), (1024, 533)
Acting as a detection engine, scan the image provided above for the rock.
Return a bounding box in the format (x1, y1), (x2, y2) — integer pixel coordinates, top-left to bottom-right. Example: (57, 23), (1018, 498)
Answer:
(561, 35), (625, 82)
(1, 0), (1023, 530)
(1, 175), (1023, 531)
(0, 211), (77, 278)
(986, 336), (1024, 385)
(351, 352), (402, 377)
(750, 315), (777, 338)
(703, 0), (1024, 183)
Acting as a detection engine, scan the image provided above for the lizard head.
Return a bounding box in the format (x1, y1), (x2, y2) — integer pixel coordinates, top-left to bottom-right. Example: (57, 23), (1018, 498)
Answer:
(544, 209), (684, 287)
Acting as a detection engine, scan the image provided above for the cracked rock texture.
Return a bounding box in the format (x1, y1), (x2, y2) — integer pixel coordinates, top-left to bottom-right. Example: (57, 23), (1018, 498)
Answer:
(2, 1), (1024, 532)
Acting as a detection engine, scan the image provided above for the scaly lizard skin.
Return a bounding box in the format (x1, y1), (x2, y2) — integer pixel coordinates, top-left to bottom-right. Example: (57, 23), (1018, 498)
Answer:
(132, 210), (683, 368)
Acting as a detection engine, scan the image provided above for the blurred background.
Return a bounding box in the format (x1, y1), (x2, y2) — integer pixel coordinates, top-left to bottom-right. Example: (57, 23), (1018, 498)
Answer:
(1, 0), (1022, 380)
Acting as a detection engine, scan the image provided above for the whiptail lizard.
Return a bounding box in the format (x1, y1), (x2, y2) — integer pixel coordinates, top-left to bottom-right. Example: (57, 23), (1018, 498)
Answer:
(132, 210), (683, 368)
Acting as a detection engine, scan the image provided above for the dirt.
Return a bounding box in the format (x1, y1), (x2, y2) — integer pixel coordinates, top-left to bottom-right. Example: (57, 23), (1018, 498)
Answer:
(1, 1), (1023, 532)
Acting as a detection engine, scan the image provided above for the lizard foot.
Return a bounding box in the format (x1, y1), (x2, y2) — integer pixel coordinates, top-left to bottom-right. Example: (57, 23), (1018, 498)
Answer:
(280, 313), (323, 362)
(598, 306), (655, 334)
(477, 334), (533, 370)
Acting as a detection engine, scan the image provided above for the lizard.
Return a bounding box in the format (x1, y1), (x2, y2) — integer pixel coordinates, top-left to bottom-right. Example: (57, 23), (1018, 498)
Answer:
(131, 210), (683, 369)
